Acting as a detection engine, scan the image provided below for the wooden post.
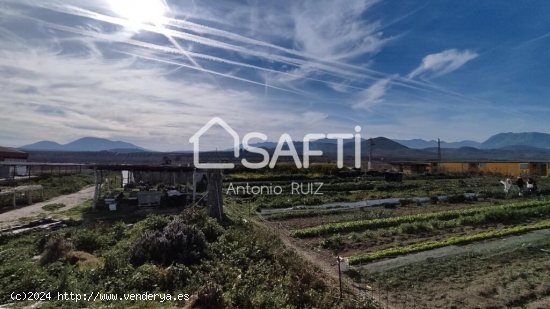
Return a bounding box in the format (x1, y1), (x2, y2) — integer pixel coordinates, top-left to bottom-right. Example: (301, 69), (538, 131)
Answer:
(12, 192), (16, 207)
(192, 169), (196, 203)
(337, 255), (343, 301)
(207, 170), (223, 221)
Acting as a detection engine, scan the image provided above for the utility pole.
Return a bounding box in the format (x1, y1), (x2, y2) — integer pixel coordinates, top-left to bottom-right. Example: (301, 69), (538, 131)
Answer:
(368, 138), (375, 171)
(437, 138), (442, 173)
(437, 138), (442, 162)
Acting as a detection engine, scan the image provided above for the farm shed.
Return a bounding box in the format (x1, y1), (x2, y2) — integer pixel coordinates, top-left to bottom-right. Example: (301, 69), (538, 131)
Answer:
(90, 164), (224, 220)
(0, 146), (29, 179)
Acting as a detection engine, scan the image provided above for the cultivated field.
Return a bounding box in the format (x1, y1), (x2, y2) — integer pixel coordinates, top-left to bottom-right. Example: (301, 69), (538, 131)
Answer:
(226, 165), (550, 308)
(1, 165), (549, 308)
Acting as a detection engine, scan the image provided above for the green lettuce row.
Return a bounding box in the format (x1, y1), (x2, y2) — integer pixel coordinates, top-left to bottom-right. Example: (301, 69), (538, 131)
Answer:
(347, 219), (550, 265)
(291, 200), (550, 238)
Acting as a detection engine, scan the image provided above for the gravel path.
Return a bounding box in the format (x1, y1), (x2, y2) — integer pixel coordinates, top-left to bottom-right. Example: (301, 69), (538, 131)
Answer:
(0, 186), (94, 228)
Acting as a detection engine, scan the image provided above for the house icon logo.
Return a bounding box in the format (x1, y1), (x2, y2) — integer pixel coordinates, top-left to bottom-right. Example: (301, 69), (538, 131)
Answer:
(190, 117), (363, 170)
(189, 117), (240, 169)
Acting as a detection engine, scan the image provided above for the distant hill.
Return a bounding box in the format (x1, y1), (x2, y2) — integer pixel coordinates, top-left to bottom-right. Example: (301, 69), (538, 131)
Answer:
(20, 140), (64, 151)
(480, 132), (550, 149)
(21, 137), (147, 152)
(394, 132), (550, 150)
(394, 139), (481, 149)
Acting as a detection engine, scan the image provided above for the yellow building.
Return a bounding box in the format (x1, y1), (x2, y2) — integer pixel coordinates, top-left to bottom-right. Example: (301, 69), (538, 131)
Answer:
(438, 161), (549, 176)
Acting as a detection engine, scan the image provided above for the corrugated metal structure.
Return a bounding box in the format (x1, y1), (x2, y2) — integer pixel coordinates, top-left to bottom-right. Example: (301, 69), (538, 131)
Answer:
(0, 146), (29, 179)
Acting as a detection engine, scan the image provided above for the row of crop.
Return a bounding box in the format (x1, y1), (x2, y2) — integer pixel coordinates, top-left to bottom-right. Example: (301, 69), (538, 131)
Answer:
(290, 200), (550, 238)
(318, 204), (550, 251)
(347, 219), (550, 265)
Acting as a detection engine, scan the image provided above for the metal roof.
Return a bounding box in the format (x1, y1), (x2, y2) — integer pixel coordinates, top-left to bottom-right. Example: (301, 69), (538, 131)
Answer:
(0, 146), (28, 160)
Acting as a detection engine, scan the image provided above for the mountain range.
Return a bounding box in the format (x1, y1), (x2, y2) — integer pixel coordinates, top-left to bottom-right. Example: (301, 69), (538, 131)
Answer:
(20, 137), (147, 152)
(17, 132), (550, 162)
(394, 132), (550, 150)
(393, 139), (481, 149)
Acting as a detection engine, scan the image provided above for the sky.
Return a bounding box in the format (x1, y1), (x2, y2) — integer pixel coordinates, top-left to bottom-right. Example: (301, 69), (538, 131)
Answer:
(0, 0), (549, 151)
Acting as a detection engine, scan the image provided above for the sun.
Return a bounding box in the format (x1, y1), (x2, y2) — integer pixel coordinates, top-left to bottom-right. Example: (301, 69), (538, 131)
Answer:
(109, 0), (168, 29)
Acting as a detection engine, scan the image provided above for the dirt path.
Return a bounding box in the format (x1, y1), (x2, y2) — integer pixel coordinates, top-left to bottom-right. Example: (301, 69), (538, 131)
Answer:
(254, 217), (390, 308)
(0, 186), (94, 228)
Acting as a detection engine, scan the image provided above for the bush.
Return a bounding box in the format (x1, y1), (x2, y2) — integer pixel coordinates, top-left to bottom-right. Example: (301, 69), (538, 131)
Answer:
(201, 217), (224, 242)
(72, 229), (103, 253)
(192, 281), (225, 309)
(130, 218), (207, 266)
(130, 264), (166, 291)
(40, 236), (74, 265)
(141, 214), (172, 232)
(320, 236), (344, 252)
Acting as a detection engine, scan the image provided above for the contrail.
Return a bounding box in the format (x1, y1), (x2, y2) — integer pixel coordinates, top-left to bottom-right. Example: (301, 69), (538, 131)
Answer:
(3, 0), (529, 116)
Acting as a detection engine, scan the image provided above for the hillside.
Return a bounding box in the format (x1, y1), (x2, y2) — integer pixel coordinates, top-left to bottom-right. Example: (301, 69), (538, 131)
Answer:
(394, 139), (481, 149)
(480, 132), (550, 149)
(21, 137), (147, 152)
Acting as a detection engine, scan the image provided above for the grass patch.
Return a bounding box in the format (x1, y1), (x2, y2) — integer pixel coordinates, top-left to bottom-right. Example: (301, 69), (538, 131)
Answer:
(41, 203), (65, 211)
(54, 200), (93, 220)
(0, 173), (94, 208)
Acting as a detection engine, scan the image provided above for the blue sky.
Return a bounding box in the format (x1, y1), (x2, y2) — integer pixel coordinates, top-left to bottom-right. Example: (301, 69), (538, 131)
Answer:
(0, 0), (549, 151)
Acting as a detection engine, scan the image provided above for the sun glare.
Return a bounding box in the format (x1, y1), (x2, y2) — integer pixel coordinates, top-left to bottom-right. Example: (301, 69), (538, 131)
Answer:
(109, 0), (168, 29)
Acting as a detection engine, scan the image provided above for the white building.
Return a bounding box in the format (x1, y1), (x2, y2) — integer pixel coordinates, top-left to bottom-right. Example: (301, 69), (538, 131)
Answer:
(0, 146), (29, 179)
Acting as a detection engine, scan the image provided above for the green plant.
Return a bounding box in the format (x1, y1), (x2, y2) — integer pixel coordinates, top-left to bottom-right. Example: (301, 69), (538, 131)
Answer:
(130, 218), (206, 266)
(347, 219), (550, 265)
(291, 200), (550, 238)
(41, 203), (65, 211)
(40, 235), (74, 265)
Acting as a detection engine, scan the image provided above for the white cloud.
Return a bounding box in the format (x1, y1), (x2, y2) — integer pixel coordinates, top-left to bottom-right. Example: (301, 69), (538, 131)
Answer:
(408, 49), (478, 79)
(302, 111), (328, 123)
(0, 43), (347, 150)
(352, 77), (393, 111)
(291, 0), (388, 61)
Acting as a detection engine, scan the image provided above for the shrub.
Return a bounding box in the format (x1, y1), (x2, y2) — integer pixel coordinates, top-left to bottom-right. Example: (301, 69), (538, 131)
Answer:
(130, 218), (206, 266)
(319, 236), (344, 253)
(192, 281), (225, 309)
(40, 236), (74, 265)
(72, 229), (103, 253)
(141, 214), (171, 232)
(201, 217), (224, 242)
(130, 263), (166, 291)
